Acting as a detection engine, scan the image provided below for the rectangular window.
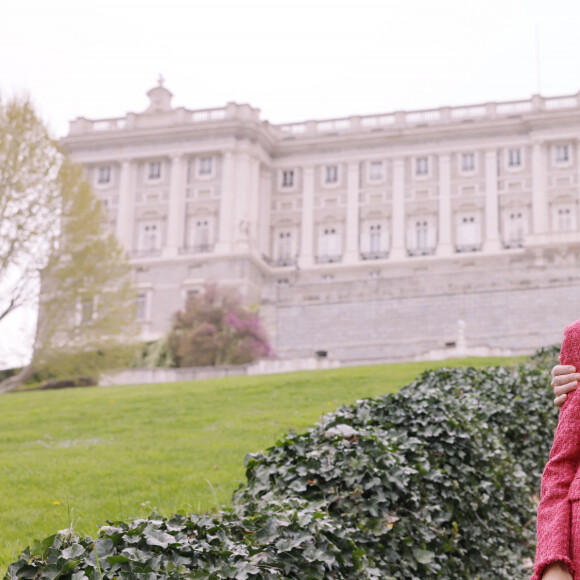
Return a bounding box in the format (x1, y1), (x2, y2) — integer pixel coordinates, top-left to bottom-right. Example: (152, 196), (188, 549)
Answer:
(416, 157), (429, 176)
(141, 222), (161, 252)
(415, 220), (428, 248)
(461, 153), (475, 172)
(194, 219), (210, 251)
(557, 207), (573, 231)
(555, 144), (570, 164)
(508, 149), (521, 167)
(369, 161), (384, 181)
(282, 170), (294, 187)
(325, 165), (338, 184)
(369, 224), (382, 252)
(135, 294), (146, 321)
(199, 157), (213, 175)
(97, 166), (111, 184)
(148, 161), (162, 180)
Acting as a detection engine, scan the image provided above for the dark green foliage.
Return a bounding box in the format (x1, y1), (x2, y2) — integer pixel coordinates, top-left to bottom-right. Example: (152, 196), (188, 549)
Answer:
(235, 362), (558, 578)
(5, 352), (558, 579)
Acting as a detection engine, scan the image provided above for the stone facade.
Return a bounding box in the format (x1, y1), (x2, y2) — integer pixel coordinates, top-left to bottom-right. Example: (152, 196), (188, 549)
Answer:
(61, 81), (580, 363)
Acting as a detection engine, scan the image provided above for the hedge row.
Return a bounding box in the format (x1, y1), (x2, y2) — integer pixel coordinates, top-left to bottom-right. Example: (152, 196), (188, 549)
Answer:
(4, 348), (559, 579)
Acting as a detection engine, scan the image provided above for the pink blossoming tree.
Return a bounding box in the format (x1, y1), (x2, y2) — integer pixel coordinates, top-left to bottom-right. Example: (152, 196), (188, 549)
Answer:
(167, 285), (274, 367)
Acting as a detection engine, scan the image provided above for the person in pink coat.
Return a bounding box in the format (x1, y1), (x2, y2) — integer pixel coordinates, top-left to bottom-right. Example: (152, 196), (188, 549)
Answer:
(533, 320), (580, 580)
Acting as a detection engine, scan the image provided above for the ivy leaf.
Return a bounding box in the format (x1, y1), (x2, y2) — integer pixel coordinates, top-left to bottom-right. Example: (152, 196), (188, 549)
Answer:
(145, 528), (175, 548)
(413, 548), (436, 564)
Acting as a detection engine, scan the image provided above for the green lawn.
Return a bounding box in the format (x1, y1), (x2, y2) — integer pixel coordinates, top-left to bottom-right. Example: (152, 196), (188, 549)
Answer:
(0, 356), (527, 571)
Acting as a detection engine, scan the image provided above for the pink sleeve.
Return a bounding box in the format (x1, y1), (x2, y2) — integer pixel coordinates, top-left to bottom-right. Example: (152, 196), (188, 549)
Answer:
(533, 319), (580, 580)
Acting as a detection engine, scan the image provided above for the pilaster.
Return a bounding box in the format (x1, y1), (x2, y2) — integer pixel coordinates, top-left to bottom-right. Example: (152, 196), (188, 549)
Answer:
(259, 168), (272, 257)
(391, 158), (406, 259)
(532, 141), (548, 234)
(298, 166), (315, 268)
(234, 153), (252, 252)
(344, 161), (360, 263)
(215, 151), (236, 253)
(484, 150), (500, 252)
(437, 154), (453, 256)
(115, 160), (135, 254)
(163, 154), (186, 257)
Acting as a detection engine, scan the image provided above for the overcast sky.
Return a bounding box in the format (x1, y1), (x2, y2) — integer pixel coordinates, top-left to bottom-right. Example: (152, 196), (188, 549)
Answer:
(1, 0), (580, 367)
(2, 0), (580, 139)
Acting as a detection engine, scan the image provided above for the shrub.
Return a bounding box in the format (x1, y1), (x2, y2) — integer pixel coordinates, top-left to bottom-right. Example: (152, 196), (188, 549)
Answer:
(167, 285), (274, 367)
(4, 351), (558, 579)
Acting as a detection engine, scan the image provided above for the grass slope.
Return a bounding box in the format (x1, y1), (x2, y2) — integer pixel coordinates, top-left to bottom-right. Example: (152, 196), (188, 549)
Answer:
(0, 356), (525, 571)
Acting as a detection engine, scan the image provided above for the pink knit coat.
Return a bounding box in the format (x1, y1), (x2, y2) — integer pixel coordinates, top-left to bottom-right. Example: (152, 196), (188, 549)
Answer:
(533, 319), (580, 580)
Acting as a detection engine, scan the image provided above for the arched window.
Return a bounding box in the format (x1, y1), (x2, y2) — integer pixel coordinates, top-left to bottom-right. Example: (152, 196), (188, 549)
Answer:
(558, 208), (572, 231)
(504, 211), (526, 248)
(360, 221), (389, 259)
(139, 221), (161, 254)
(272, 226), (297, 266)
(194, 219), (210, 251)
(406, 217), (435, 256)
(317, 225), (342, 262)
(369, 224), (382, 253)
(185, 215), (214, 253)
(551, 204), (577, 233)
(278, 231), (292, 259)
(456, 213), (482, 252)
(416, 220), (429, 249)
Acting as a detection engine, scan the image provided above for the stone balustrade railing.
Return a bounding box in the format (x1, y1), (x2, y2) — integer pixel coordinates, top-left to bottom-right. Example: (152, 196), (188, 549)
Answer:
(276, 92), (580, 138)
(68, 102), (259, 135)
(68, 92), (580, 138)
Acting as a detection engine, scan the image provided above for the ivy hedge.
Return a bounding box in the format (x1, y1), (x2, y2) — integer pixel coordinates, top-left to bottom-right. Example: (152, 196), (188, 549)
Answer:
(4, 348), (559, 579)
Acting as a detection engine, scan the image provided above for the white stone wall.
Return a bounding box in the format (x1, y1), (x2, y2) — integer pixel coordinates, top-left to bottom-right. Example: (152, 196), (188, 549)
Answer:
(61, 84), (580, 362)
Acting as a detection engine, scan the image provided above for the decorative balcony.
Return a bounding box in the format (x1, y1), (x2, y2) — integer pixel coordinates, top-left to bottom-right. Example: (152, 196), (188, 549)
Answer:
(455, 244), (483, 253)
(315, 254), (343, 264)
(407, 247), (436, 257)
(360, 251), (389, 261)
(503, 239), (524, 250)
(273, 257), (297, 267)
(180, 244), (214, 254)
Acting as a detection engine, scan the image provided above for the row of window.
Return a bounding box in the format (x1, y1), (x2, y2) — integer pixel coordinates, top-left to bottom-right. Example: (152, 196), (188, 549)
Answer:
(277, 144), (574, 189)
(136, 219), (213, 254)
(94, 144), (574, 191)
(95, 157), (215, 187)
(131, 204), (578, 258)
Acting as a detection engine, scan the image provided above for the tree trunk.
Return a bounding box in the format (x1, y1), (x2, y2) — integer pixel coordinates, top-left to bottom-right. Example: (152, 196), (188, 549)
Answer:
(0, 364), (35, 394)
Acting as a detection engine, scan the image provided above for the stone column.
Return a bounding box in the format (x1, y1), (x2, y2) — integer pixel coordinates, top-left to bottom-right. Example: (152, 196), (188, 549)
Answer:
(215, 151), (236, 254)
(437, 154), (453, 256)
(532, 142), (548, 234)
(390, 158), (406, 259)
(115, 159), (135, 254)
(484, 150), (500, 252)
(247, 157), (261, 253)
(344, 161), (360, 263)
(298, 166), (315, 268)
(164, 154), (186, 257)
(234, 153), (251, 252)
(259, 168), (272, 257)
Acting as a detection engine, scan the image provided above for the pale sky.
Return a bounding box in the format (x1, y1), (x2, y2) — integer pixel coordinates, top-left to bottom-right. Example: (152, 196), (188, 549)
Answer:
(1, 0), (580, 367)
(2, 0), (580, 138)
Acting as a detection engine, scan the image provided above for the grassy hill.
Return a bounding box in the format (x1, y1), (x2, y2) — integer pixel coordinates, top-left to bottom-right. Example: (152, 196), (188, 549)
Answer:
(0, 356), (527, 571)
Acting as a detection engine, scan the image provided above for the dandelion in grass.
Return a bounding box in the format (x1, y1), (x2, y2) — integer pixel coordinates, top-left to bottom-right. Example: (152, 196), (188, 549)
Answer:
(53, 500), (61, 506)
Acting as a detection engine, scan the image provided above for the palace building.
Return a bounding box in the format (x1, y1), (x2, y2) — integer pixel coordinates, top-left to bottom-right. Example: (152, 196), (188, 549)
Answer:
(61, 81), (580, 363)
